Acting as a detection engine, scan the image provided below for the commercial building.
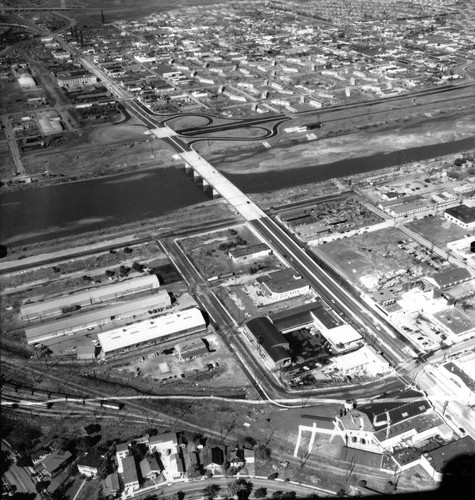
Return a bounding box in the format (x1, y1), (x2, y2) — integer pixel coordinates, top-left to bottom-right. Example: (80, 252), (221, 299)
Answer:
(444, 204), (475, 229)
(97, 307), (206, 358)
(56, 70), (98, 88)
(335, 389), (452, 455)
(320, 324), (364, 354)
(421, 436), (475, 481)
(20, 275), (160, 321)
(424, 266), (472, 291)
(147, 433), (185, 481)
(257, 268), (310, 301)
(122, 456), (139, 491)
(324, 345), (390, 376)
(24, 291), (171, 345)
(244, 317), (291, 370)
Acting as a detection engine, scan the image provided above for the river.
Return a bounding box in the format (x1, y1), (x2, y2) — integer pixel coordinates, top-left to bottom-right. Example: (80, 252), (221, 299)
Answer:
(1, 137), (475, 246)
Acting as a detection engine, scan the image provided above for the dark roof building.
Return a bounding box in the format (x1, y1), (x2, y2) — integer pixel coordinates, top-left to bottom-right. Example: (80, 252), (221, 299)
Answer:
(244, 317), (291, 369)
(40, 449), (72, 477)
(445, 204), (475, 229)
(77, 450), (103, 477)
(102, 473), (120, 497)
(336, 389), (453, 455)
(421, 436), (475, 481)
(425, 266), (472, 290)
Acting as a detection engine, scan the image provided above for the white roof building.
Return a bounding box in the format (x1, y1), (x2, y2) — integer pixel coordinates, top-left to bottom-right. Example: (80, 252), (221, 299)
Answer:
(325, 345), (390, 377)
(97, 307), (206, 357)
(320, 324), (363, 353)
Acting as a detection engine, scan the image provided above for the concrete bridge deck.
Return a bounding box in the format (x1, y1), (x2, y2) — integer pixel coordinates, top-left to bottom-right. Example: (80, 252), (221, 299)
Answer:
(178, 150), (266, 221)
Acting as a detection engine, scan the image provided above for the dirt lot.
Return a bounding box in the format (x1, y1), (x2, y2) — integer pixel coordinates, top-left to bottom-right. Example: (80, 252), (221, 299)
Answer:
(179, 224), (276, 279)
(316, 227), (432, 292)
(121, 332), (250, 389)
(21, 123), (178, 178)
(406, 215), (475, 247)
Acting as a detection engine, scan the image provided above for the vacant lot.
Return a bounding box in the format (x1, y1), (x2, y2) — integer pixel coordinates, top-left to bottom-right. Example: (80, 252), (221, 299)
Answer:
(179, 224), (278, 279)
(406, 215), (474, 247)
(317, 227), (432, 291)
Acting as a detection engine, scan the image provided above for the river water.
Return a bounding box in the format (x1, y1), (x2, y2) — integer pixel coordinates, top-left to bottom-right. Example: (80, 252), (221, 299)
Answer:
(1, 137), (475, 246)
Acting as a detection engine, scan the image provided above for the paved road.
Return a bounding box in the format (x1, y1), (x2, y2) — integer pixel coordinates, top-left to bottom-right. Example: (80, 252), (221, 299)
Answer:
(1, 114), (26, 176)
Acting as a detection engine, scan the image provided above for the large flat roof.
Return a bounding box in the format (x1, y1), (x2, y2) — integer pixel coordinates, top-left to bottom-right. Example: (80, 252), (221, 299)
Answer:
(258, 268), (310, 294)
(25, 291), (170, 343)
(445, 204), (475, 224)
(21, 274), (159, 318)
(432, 307), (474, 336)
(97, 307), (205, 353)
(321, 324), (362, 346)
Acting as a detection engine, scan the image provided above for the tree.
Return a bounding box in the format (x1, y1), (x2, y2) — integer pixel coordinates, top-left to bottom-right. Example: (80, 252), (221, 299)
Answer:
(254, 487), (267, 498)
(282, 493), (296, 500)
(229, 479), (253, 500)
(255, 445), (271, 461)
(272, 492), (283, 499)
(203, 484), (220, 499)
(0, 449), (13, 477)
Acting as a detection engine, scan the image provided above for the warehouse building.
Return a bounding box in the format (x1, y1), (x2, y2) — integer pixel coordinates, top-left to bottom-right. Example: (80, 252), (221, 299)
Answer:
(24, 291), (171, 345)
(97, 307), (207, 359)
(244, 317), (291, 370)
(20, 275), (160, 321)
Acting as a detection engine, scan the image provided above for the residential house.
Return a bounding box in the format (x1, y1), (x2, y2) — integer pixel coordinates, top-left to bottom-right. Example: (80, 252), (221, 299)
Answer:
(140, 456), (161, 480)
(40, 449), (72, 477)
(203, 446), (226, 473)
(102, 472), (120, 497)
(77, 450), (104, 477)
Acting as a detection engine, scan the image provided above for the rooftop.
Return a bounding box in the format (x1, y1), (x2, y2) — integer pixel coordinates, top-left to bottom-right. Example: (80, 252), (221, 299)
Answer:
(97, 307), (205, 353)
(257, 268), (310, 295)
(427, 266), (472, 289)
(432, 307), (474, 336)
(423, 436), (475, 473)
(245, 316), (290, 364)
(445, 204), (475, 224)
(21, 274), (160, 318)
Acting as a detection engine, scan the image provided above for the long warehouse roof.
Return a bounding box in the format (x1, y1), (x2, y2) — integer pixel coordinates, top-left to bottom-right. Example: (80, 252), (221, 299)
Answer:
(21, 275), (159, 318)
(97, 307), (206, 353)
(25, 291), (171, 343)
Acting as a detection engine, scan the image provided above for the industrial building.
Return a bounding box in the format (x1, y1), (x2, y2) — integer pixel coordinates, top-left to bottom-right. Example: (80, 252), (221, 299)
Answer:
(271, 301), (361, 354)
(97, 307), (207, 359)
(257, 268), (310, 301)
(20, 275), (160, 321)
(244, 317), (291, 370)
(24, 291), (171, 345)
